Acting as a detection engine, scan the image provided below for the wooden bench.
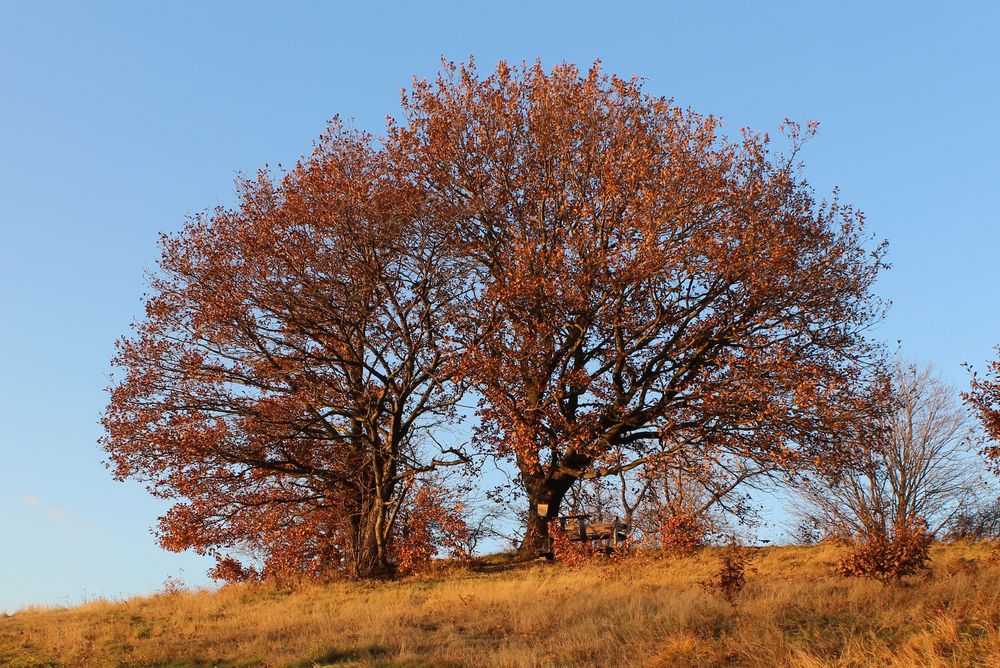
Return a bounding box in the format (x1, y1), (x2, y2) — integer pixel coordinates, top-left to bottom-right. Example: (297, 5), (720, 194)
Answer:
(554, 513), (629, 553)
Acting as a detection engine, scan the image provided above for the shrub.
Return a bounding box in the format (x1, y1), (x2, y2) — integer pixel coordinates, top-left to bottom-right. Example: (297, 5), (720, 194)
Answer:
(394, 483), (470, 576)
(208, 556), (258, 583)
(549, 523), (592, 568)
(702, 539), (756, 603)
(659, 512), (709, 556)
(837, 522), (932, 583)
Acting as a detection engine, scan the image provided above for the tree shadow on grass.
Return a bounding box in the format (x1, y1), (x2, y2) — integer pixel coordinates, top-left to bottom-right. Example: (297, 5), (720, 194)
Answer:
(294, 644), (428, 667)
(295, 644), (465, 667)
(465, 552), (545, 575)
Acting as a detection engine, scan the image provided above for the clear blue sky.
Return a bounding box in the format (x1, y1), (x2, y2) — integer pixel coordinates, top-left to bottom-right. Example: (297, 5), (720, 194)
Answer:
(1, 1), (998, 612)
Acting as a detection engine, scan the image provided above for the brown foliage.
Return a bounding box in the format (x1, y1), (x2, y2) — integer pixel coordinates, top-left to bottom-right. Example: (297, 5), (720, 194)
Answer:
(102, 124), (469, 580)
(659, 512), (709, 556)
(836, 521), (932, 583)
(548, 523), (592, 568)
(967, 353), (1000, 477)
(702, 539), (756, 603)
(389, 58), (886, 552)
(207, 556), (256, 583)
(394, 482), (470, 575)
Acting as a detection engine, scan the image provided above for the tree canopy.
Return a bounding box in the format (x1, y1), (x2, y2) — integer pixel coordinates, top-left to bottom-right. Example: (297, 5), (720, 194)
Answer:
(104, 59), (889, 574)
(388, 60), (888, 552)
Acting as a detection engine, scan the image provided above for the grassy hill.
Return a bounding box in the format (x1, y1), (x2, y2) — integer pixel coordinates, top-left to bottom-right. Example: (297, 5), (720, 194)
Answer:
(3, 542), (999, 667)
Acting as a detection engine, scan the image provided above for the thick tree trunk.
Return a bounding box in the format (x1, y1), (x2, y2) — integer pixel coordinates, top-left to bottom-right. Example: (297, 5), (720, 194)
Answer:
(517, 474), (577, 557)
(348, 496), (395, 578)
(350, 535), (391, 578)
(350, 539), (393, 578)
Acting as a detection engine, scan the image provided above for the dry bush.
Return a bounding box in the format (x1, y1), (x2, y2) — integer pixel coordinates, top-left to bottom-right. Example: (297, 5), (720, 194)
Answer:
(659, 512), (709, 556)
(548, 524), (592, 568)
(837, 522), (932, 583)
(394, 483), (471, 576)
(156, 574), (187, 597)
(207, 555), (256, 583)
(702, 539), (757, 603)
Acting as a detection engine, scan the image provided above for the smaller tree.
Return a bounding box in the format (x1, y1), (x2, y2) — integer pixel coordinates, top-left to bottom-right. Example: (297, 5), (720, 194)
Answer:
(794, 361), (982, 579)
(638, 451), (763, 554)
(944, 497), (1000, 542)
(102, 125), (471, 581)
(561, 447), (764, 555)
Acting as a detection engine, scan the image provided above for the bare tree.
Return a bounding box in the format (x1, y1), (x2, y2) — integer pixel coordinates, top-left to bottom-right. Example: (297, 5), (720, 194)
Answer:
(945, 497), (1000, 541)
(561, 446), (765, 550)
(794, 361), (983, 542)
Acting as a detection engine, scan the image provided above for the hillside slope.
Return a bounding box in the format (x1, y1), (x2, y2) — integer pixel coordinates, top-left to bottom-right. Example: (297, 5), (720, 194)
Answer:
(3, 543), (999, 667)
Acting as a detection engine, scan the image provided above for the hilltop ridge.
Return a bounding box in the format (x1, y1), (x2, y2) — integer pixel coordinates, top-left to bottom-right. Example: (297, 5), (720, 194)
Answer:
(3, 543), (999, 667)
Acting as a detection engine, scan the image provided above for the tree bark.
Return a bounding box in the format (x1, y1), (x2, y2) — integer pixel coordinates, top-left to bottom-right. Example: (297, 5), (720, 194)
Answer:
(517, 474), (578, 556)
(348, 495), (395, 578)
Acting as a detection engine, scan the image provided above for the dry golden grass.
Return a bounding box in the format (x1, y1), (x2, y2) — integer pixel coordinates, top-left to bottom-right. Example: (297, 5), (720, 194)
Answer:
(3, 542), (1000, 667)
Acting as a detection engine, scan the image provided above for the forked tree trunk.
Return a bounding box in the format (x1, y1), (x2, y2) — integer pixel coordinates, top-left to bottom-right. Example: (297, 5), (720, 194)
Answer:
(348, 495), (395, 578)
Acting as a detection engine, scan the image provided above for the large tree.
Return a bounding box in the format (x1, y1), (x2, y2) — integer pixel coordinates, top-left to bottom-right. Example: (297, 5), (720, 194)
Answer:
(102, 125), (468, 579)
(390, 59), (887, 554)
(966, 350), (1000, 477)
